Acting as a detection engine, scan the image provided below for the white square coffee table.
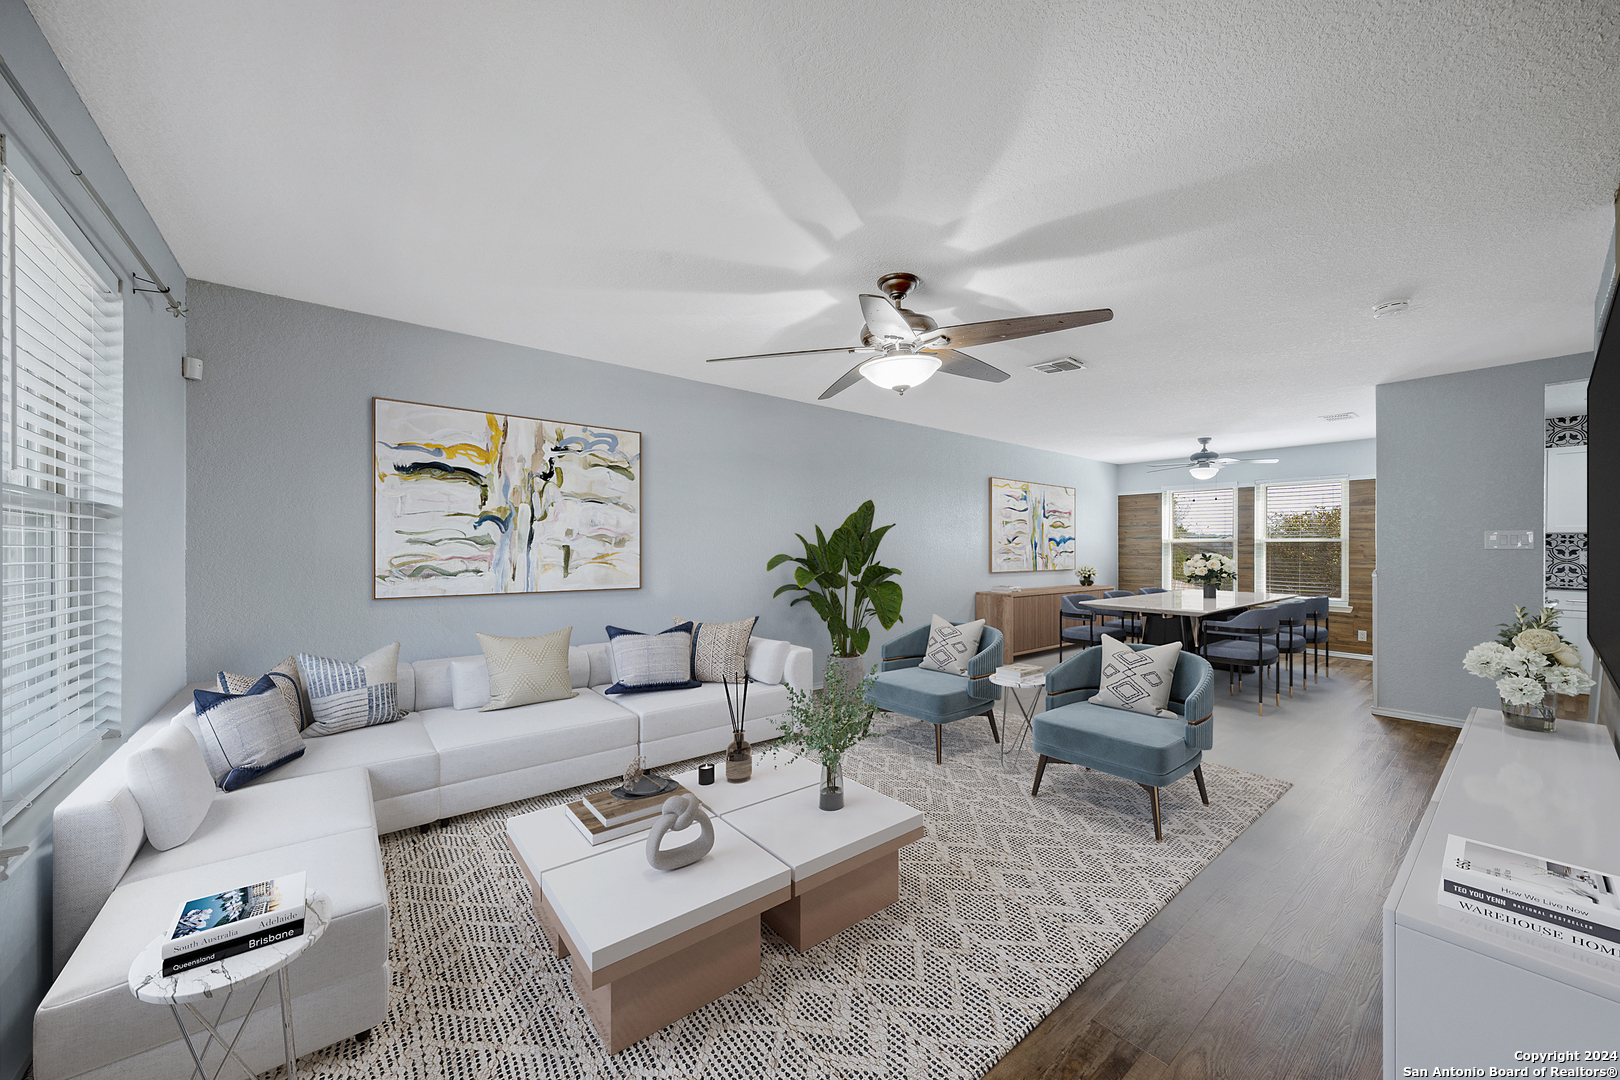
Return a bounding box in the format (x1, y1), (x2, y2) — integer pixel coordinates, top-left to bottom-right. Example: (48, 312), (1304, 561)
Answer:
(720, 779), (925, 952)
(506, 806), (790, 1054)
(670, 755), (822, 815)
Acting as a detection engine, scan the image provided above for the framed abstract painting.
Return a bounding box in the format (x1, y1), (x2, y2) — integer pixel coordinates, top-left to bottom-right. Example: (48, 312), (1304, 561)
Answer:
(990, 477), (1076, 572)
(374, 398), (641, 597)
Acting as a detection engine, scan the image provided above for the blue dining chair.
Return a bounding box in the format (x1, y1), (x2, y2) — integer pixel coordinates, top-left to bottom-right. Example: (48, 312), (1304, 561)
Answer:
(1101, 590), (1142, 640)
(1200, 605), (1282, 714)
(1058, 594), (1106, 661)
(1271, 599), (1309, 698)
(1301, 596), (1331, 680)
(1138, 586), (1168, 594)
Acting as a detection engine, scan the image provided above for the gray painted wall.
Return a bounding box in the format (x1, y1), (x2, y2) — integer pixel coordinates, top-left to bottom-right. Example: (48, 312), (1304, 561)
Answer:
(1375, 352), (1594, 723)
(0, 3), (188, 1077)
(1115, 438), (1375, 495)
(183, 282), (1117, 681)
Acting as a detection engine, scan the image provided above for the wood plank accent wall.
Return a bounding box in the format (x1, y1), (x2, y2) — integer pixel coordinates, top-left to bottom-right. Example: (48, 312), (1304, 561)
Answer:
(1118, 494), (1161, 592)
(1115, 479), (1376, 656)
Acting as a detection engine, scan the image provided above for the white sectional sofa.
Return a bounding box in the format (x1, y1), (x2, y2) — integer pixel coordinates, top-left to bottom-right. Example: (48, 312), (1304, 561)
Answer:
(35, 637), (812, 1080)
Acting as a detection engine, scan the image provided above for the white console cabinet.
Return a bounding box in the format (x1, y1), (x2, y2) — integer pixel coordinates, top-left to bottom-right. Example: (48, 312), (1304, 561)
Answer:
(1383, 708), (1620, 1078)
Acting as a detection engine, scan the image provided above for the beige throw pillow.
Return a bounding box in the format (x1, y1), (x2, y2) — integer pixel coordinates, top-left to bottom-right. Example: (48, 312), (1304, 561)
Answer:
(477, 627), (578, 711)
(1090, 634), (1182, 717)
(918, 615), (986, 675)
(218, 655), (309, 730)
(677, 617), (757, 681)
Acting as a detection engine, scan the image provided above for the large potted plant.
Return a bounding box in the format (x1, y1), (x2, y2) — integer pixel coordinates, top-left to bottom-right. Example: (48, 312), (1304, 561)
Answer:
(1463, 605), (1595, 731)
(777, 661), (877, 810)
(767, 501), (904, 684)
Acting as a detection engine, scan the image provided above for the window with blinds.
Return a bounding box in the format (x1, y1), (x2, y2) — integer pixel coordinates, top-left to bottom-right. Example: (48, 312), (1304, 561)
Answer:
(1, 160), (123, 825)
(1256, 480), (1346, 599)
(1162, 487), (1236, 590)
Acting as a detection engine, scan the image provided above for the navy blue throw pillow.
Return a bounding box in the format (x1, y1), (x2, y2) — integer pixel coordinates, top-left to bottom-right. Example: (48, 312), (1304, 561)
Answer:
(603, 622), (702, 695)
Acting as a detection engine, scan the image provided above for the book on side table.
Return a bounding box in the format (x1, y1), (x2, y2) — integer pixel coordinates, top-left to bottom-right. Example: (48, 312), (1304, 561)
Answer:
(566, 785), (695, 846)
(996, 663), (1045, 679)
(161, 872), (307, 976)
(1438, 835), (1620, 959)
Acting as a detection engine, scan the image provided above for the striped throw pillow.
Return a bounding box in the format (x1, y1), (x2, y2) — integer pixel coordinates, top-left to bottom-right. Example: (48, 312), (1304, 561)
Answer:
(295, 643), (404, 737)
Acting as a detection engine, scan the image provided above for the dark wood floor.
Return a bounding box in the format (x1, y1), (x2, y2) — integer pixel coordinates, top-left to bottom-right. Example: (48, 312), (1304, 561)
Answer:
(984, 658), (1458, 1080)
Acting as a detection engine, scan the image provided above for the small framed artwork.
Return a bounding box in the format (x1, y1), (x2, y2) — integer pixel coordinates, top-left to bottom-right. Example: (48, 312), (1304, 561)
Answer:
(374, 397), (641, 598)
(990, 477), (1076, 572)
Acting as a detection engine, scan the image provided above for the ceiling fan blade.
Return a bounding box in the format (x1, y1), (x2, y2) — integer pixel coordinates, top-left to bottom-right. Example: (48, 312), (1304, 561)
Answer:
(818, 359), (872, 400)
(704, 345), (877, 363)
(859, 294), (916, 341)
(1145, 463), (1195, 471)
(1240, 458), (1280, 464)
(1210, 457), (1241, 464)
(931, 308), (1113, 349)
(931, 349), (1009, 383)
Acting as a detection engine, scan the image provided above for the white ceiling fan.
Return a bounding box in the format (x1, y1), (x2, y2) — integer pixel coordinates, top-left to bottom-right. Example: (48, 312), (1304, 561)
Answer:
(702, 272), (1113, 398)
(1145, 438), (1280, 480)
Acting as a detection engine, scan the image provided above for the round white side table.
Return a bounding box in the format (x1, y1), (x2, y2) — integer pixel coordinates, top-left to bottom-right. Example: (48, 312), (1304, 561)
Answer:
(128, 891), (331, 1080)
(989, 671), (1046, 763)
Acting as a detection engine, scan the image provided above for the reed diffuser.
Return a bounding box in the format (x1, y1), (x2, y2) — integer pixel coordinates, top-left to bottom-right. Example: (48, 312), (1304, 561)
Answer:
(722, 672), (752, 782)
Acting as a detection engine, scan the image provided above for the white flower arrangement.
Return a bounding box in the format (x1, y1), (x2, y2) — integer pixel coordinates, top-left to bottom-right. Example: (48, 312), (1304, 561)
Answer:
(1181, 552), (1236, 587)
(1462, 607), (1594, 708)
(1075, 564), (1096, 583)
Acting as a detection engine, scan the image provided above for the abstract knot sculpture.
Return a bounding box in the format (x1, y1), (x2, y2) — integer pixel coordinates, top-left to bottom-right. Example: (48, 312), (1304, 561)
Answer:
(645, 794), (715, 871)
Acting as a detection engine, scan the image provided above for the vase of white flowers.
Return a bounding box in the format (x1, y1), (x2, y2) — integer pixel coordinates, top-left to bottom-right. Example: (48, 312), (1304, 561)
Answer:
(1462, 606), (1595, 731)
(1075, 565), (1096, 587)
(1182, 552), (1236, 598)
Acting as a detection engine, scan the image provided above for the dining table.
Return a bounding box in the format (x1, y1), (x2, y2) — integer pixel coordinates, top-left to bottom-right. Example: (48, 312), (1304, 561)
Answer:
(1076, 590), (1298, 650)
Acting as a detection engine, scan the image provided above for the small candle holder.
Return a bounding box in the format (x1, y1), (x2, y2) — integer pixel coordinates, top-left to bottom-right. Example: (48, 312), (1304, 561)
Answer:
(697, 763), (716, 785)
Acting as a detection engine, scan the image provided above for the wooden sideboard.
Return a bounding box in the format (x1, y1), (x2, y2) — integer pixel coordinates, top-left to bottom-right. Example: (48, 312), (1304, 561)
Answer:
(975, 585), (1117, 659)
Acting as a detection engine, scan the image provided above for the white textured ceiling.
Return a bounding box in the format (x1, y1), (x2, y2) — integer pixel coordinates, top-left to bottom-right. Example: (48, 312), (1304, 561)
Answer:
(25, 0), (1620, 463)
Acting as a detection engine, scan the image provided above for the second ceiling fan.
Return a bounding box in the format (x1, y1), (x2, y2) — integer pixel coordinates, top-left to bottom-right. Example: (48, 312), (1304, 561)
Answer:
(1146, 438), (1280, 480)
(703, 272), (1113, 399)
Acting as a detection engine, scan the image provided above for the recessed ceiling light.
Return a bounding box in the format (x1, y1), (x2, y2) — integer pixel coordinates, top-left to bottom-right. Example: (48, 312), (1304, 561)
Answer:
(1030, 357), (1087, 374)
(1372, 300), (1410, 318)
(1319, 411), (1359, 421)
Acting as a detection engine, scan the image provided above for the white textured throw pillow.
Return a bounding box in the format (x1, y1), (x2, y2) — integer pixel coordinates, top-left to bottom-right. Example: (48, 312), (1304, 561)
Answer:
(127, 722), (217, 850)
(477, 627), (578, 711)
(918, 615), (986, 675)
(449, 657), (492, 711)
(746, 638), (792, 685)
(1090, 634), (1182, 718)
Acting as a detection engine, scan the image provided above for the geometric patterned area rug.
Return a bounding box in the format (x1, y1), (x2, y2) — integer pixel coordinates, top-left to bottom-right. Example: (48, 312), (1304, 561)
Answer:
(282, 710), (1289, 1080)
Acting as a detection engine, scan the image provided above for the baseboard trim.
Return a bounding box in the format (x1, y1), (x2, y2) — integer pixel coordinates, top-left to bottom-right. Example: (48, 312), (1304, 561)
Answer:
(1327, 650), (1371, 661)
(1370, 707), (1465, 729)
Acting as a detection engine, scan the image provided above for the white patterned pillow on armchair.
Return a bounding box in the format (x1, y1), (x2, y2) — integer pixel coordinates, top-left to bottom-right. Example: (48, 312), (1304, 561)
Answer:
(1090, 634), (1181, 717)
(918, 615), (985, 676)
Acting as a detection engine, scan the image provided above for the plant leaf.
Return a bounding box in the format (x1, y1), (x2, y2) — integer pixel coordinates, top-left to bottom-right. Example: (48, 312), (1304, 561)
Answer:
(765, 552), (794, 572)
(867, 580), (904, 628)
(853, 626), (870, 655)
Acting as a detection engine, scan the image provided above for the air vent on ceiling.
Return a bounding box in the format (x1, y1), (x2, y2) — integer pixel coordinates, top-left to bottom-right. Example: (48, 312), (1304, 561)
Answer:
(1372, 300), (1410, 318)
(1030, 357), (1087, 374)
(1319, 411), (1360, 421)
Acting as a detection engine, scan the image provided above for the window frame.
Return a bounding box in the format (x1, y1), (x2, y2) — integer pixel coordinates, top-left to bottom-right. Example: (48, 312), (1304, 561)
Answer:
(1161, 486), (1238, 591)
(1253, 477), (1349, 601)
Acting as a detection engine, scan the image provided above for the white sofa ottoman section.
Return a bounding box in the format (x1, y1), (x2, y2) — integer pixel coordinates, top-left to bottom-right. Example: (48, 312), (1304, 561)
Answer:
(604, 681), (793, 767)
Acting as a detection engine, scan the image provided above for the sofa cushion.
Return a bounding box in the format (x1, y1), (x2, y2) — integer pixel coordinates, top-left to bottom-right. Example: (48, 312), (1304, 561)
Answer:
(604, 623), (701, 694)
(122, 765), (378, 886)
(598, 681), (789, 744)
(745, 637), (792, 685)
(1032, 702), (1196, 782)
(413, 648), (591, 711)
(868, 665), (977, 719)
(1091, 634), (1182, 718)
(450, 657), (492, 711)
(918, 615), (985, 676)
(477, 627), (578, 710)
(191, 675), (306, 790)
(218, 655), (310, 730)
(35, 824), (387, 1080)
(419, 694), (640, 787)
(683, 617), (755, 681)
(297, 643), (404, 736)
(236, 716), (439, 803)
(124, 723), (216, 851)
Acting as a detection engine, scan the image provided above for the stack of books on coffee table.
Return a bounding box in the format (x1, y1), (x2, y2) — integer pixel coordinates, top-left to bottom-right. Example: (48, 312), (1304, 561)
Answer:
(565, 785), (694, 845)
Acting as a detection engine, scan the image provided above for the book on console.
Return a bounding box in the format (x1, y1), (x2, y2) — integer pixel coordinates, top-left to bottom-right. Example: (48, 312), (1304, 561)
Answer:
(161, 872), (306, 975)
(582, 784), (691, 828)
(1437, 835), (1620, 958)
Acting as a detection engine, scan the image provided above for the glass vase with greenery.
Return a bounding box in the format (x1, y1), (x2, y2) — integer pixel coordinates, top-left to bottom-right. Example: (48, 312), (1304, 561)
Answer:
(766, 500), (904, 661)
(776, 660), (877, 810)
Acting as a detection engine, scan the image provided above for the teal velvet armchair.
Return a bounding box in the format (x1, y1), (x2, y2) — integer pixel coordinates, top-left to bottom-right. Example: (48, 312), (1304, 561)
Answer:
(1030, 644), (1215, 841)
(868, 623), (1003, 763)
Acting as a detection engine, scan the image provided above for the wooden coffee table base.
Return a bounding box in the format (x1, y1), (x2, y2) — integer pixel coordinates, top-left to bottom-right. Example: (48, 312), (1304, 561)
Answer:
(762, 827), (925, 952)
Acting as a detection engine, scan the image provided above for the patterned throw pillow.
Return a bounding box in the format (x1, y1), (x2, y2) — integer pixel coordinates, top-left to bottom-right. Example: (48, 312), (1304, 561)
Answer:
(190, 674), (306, 791)
(476, 627), (578, 711)
(1090, 634), (1182, 718)
(603, 623), (701, 695)
(918, 615), (986, 675)
(217, 656), (309, 731)
(295, 643), (404, 737)
(677, 617), (757, 681)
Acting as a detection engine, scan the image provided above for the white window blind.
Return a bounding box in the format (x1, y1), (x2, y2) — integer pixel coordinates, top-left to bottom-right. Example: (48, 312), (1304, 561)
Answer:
(1162, 487), (1236, 590)
(1256, 479), (1346, 600)
(1, 161), (123, 825)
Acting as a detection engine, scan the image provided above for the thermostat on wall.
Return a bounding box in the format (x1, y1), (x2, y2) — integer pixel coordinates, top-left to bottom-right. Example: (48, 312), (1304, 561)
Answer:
(1483, 530), (1535, 549)
(181, 356), (202, 381)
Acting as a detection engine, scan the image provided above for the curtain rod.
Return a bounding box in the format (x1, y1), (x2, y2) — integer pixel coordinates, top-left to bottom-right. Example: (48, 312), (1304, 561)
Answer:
(0, 51), (183, 317)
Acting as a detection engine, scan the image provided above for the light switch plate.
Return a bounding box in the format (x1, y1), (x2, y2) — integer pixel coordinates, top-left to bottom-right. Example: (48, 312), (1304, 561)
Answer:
(1484, 530), (1535, 549)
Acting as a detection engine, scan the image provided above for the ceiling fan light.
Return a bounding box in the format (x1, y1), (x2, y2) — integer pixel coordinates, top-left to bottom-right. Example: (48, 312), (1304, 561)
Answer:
(860, 353), (941, 394)
(1188, 464), (1221, 480)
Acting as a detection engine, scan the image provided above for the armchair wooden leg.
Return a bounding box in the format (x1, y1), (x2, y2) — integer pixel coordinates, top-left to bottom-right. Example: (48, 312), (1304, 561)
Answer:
(985, 710), (1000, 744)
(1031, 754), (1050, 796)
(935, 723), (943, 764)
(1193, 765), (1209, 805)
(1141, 784), (1163, 842)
